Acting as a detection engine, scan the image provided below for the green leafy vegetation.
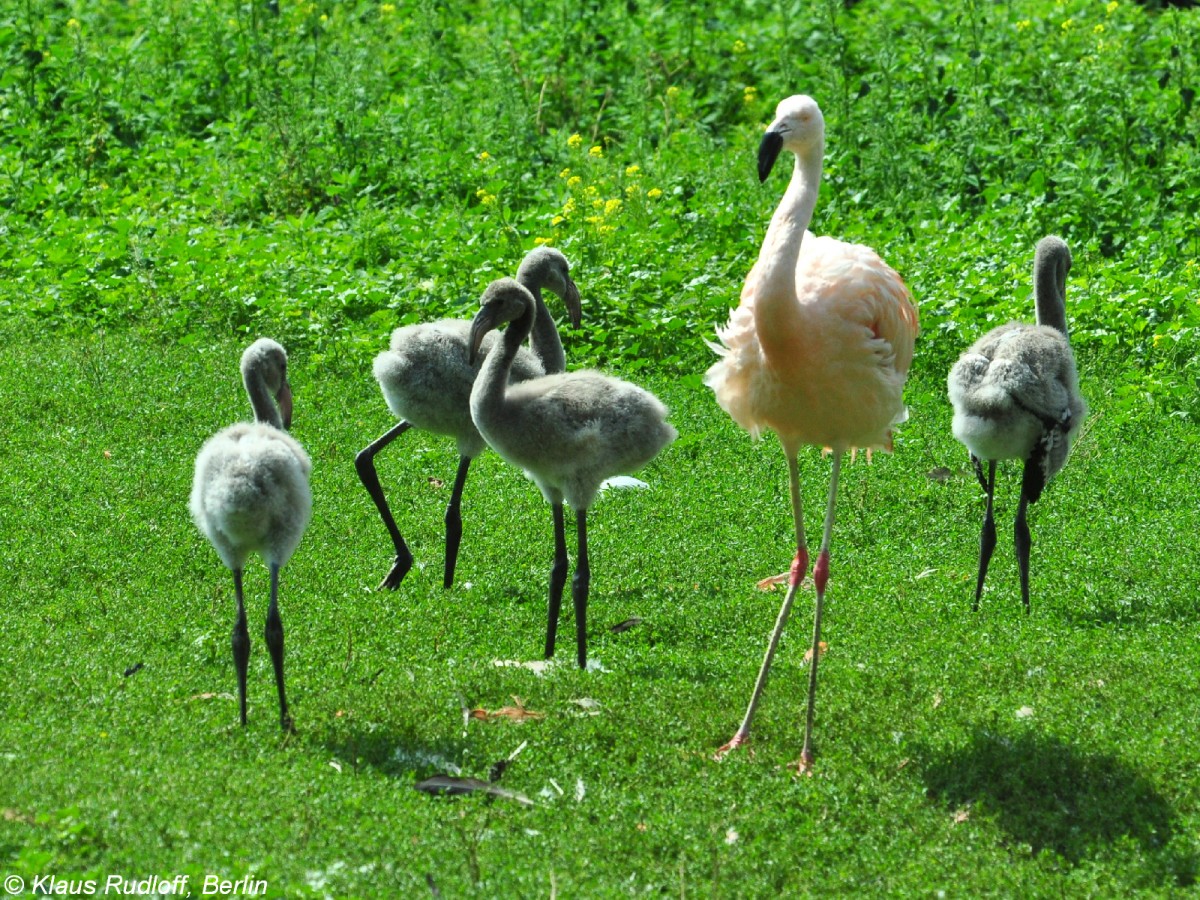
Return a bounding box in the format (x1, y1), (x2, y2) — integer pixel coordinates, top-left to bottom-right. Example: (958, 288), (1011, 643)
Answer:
(2, 0), (1199, 895)
(3, 0), (1198, 380)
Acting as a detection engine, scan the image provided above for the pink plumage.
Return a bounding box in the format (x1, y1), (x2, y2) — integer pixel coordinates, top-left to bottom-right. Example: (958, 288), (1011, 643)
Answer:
(707, 234), (916, 452)
(708, 95), (918, 771)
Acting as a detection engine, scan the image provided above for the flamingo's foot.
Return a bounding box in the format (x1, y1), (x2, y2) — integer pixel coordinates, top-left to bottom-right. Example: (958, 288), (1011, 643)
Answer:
(714, 732), (753, 761)
(789, 748), (815, 777)
(377, 550), (415, 591)
(755, 572), (790, 590)
(755, 571), (813, 591)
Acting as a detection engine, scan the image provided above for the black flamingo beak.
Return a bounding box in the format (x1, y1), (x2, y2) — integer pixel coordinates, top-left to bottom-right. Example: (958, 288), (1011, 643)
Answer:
(757, 130), (784, 183)
(468, 305), (500, 366)
(278, 380), (294, 430)
(563, 276), (582, 329)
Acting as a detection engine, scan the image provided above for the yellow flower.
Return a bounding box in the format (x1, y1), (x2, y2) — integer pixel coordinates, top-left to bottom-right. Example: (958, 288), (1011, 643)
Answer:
(319, 13), (327, 22)
(1016, 19), (1032, 31)
(592, 198), (605, 209)
(666, 86), (681, 100)
(625, 164), (640, 177)
(589, 145), (603, 158)
(1094, 23), (1105, 34)
(381, 2), (396, 12)
(567, 175), (582, 188)
(559, 167), (571, 179)
(625, 184), (641, 197)
(1061, 18), (1074, 31)
(598, 224), (616, 236)
(477, 151), (491, 161)
(534, 236), (553, 246)
(563, 197), (577, 214)
(1152, 333), (1165, 348)
(743, 86), (758, 104)
(67, 17), (80, 27)
(584, 215), (602, 224)
(475, 188), (497, 206)
(584, 185), (598, 197)
(567, 133), (583, 149)
(551, 215), (565, 226)
(646, 188), (663, 200)
(1106, 0), (1118, 13)
(604, 198), (622, 216)
(732, 39), (747, 54)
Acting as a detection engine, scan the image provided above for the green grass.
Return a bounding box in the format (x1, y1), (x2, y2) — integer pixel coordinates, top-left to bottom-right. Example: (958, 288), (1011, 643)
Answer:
(3, 0), (1200, 895)
(1, 333), (1198, 896)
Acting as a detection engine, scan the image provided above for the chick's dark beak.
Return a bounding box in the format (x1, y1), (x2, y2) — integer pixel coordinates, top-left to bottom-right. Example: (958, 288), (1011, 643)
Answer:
(757, 130), (784, 184)
(563, 277), (582, 329)
(468, 305), (500, 366)
(278, 380), (294, 430)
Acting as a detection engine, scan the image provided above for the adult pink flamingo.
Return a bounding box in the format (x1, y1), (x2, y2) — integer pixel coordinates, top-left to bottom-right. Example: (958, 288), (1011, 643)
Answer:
(706, 95), (919, 769)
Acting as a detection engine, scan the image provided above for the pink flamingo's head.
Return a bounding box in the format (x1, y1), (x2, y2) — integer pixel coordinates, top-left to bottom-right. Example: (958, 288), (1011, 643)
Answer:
(758, 94), (825, 183)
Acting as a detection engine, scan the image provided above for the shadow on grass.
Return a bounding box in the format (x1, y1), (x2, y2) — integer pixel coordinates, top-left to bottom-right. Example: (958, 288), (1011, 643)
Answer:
(921, 729), (1197, 887)
(318, 723), (469, 782)
(1057, 595), (1200, 628)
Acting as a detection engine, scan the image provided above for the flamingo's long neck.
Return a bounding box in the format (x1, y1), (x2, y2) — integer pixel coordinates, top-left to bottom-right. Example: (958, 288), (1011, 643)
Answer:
(754, 144), (823, 332)
(521, 280), (566, 375)
(245, 369), (283, 430)
(472, 299), (536, 423)
(1034, 253), (1069, 338)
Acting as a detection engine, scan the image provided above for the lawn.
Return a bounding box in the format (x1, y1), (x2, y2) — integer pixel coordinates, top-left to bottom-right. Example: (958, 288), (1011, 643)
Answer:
(2, 0), (1200, 896)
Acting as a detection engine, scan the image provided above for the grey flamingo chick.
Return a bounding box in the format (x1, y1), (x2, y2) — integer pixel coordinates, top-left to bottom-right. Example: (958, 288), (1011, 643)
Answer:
(468, 278), (676, 669)
(356, 248), (582, 590)
(190, 339), (312, 730)
(947, 235), (1086, 611)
